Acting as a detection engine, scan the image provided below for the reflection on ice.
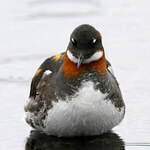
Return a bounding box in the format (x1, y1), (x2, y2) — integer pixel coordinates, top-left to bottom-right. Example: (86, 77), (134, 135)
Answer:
(25, 130), (125, 150)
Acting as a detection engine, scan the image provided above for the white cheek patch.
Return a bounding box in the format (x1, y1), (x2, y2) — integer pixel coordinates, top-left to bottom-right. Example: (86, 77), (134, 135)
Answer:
(84, 51), (103, 64)
(67, 50), (78, 63)
(67, 50), (103, 64)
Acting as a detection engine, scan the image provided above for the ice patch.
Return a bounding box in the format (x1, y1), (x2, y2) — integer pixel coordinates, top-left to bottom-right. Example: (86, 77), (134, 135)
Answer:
(26, 0), (100, 19)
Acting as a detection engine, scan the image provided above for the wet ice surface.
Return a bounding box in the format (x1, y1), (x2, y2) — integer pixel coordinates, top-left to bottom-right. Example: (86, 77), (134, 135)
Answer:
(0, 0), (150, 149)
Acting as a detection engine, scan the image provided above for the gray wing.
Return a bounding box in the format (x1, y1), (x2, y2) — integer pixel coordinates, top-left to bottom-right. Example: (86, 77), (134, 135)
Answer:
(29, 52), (65, 98)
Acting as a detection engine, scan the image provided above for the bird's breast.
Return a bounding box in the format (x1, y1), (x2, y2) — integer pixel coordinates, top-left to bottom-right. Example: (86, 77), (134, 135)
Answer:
(42, 81), (125, 136)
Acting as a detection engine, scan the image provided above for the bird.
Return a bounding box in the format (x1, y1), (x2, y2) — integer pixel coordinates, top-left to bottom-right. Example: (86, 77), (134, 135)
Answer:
(25, 24), (125, 137)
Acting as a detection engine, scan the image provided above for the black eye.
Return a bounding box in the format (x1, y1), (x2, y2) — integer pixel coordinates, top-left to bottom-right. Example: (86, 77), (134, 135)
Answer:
(89, 38), (97, 46)
(92, 38), (97, 44)
(71, 38), (77, 46)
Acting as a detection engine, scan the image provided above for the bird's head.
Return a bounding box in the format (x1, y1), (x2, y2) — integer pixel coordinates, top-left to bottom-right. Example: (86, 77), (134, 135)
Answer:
(63, 24), (106, 78)
(67, 24), (104, 69)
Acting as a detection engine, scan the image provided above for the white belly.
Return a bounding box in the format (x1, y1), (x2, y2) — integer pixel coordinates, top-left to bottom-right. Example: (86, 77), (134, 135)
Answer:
(42, 81), (125, 137)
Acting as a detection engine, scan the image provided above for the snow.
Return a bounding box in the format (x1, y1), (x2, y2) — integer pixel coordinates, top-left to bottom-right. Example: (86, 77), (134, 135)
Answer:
(0, 0), (150, 149)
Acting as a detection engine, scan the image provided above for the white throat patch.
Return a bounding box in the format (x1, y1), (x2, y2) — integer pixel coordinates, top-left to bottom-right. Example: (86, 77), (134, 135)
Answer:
(67, 50), (103, 64)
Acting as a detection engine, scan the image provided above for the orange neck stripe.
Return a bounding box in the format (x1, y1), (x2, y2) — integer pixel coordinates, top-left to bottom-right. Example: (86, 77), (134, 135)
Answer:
(62, 49), (106, 78)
